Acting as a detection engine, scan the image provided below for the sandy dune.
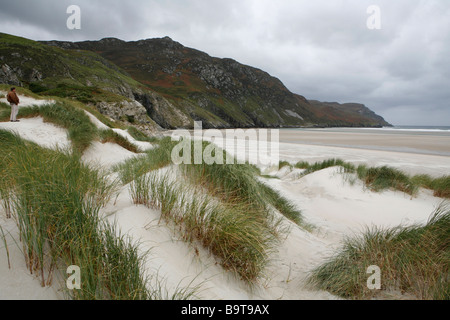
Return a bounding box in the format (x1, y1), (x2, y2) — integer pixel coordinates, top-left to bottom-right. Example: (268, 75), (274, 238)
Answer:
(0, 94), (447, 300)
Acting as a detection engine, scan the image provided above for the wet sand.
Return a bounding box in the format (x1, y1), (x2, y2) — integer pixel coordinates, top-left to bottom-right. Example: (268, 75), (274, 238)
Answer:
(279, 128), (450, 157)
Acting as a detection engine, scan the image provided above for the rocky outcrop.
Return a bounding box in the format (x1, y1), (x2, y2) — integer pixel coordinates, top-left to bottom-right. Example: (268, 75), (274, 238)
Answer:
(0, 64), (23, 86)
(96, 100), (150, 125)
(133, 91), (192, 129)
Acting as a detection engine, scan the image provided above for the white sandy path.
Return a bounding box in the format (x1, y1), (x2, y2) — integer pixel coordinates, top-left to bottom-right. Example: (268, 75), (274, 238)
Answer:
(0, 91), (54, 107)
(0, 117), (71, 150)
(112, 128), (154, 152)
(83, 109), (154, 152)
(81, 141), (138, 168)
(0, 93), (68, 149)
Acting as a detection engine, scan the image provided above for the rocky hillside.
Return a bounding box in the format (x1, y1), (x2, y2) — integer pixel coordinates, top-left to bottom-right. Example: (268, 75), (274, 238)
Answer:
(0, 33), (190, 132)
(308, 100), (392, 127)
(1, 32), (391, 129)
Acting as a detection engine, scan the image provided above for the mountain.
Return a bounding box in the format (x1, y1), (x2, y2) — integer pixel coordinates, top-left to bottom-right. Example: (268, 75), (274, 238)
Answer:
(1, 32), (391, 129)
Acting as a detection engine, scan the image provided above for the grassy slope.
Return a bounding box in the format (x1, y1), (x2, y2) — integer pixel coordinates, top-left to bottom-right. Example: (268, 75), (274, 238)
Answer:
(0, 33), (142, 97)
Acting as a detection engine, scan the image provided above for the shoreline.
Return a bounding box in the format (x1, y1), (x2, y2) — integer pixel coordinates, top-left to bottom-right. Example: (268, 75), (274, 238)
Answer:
(277, 141), (450, 177)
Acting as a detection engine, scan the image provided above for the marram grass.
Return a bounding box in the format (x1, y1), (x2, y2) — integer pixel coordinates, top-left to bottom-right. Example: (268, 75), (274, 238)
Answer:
(294, 158), (449, 199)
(0, 130), (196, 300)
(308, 204), (450, 300)
(113, 137), (175, 184)
(129, 171), (279, 283)
(181, 141), (306, 227)
(99, 128), (141, 153)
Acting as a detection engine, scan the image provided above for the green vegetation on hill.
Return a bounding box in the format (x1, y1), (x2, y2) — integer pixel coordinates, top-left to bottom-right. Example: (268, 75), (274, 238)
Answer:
(0, 33), (142, 94)
(1, 32), (392, 130)
(0, 33), (165, 131)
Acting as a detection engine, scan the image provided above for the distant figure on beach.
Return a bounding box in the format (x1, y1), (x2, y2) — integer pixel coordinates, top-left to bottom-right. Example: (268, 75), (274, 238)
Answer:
(7, 87), (20, 122)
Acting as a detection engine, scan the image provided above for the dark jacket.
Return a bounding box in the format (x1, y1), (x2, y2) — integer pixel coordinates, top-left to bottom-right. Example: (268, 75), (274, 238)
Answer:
(7, 91), (20, 105)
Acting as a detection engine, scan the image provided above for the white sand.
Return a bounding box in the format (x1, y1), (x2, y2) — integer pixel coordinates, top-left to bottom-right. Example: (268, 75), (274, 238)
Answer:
(82, 109), (154, 167)
(0, 99), (447, 300)
(0, 216), (63, 300)
(0, 117), (71, 150)
(81, 141), (139, 168)
(112, 128), (154, 152)
(96, 165), (440, 300)
(83, 110), (110, 130)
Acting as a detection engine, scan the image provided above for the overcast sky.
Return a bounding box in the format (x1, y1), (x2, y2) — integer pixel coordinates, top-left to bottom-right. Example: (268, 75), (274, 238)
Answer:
(1, 0), (449, 126)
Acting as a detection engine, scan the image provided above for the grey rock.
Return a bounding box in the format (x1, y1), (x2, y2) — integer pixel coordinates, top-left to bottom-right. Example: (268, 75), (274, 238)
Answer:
(96, 100), (150, 125)
(0, 64), (22, 86)
(134, 90), (191, 129)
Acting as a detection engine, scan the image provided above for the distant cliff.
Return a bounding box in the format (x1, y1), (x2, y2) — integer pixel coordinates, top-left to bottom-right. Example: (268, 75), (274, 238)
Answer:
(308, 100), (392, 127)
(1, 32), (391, 129)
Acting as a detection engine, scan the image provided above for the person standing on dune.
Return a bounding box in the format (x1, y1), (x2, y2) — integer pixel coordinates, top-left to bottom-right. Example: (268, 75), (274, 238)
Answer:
(7, 87), (20, 122)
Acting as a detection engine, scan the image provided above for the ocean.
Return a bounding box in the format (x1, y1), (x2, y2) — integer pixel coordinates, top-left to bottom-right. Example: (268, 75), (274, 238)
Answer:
(393, 125), (450, 131)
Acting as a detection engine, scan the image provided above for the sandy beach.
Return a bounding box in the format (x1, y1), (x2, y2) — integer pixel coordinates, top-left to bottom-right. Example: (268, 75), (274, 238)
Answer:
(0, 94), (448, 300)
(279, 128), (450, 157)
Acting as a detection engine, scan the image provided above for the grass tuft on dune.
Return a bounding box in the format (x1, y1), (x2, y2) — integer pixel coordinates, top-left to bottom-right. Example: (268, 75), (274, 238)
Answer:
(308, 204), (450, 300)
(293, 158), (450, 198)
